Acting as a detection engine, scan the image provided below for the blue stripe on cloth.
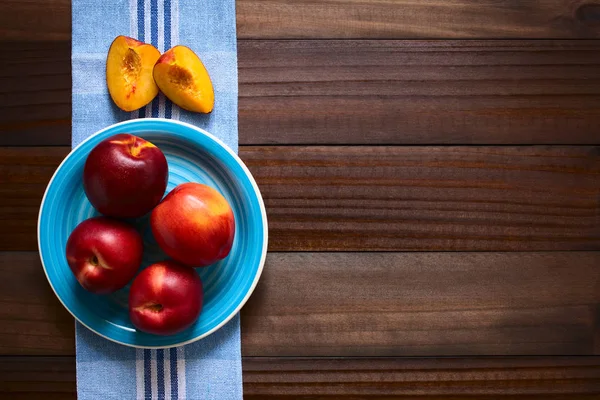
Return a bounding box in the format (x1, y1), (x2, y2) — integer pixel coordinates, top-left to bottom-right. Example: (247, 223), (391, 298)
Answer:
(152, 97), (160, 118)
(144, 349), (152, 398)
(165, 98), (173, 119)
(164, 0), (171, 49)
(137, 0), (145, 43)
(151, 0), (158, 47)
(170, 347), (178, 398)
(157, 349), (165, 399)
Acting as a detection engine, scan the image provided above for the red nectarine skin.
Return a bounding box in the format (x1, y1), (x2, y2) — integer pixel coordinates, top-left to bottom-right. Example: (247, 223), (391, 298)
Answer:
(129, 261), (203, 335)
(124, 37), (144, 47)
(66, 217), (143, 294)
(150, 183), (235, 267)
(156, 50), (174, 64)
(84, 133), (168, 218)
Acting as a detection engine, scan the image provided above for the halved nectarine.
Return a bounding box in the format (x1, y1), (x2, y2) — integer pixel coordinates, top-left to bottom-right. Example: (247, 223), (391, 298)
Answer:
(153, 46), (214, 113)
(106, 36), (161, 112)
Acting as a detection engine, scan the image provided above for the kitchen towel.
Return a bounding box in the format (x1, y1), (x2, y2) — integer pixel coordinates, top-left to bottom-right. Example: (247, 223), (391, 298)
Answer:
(72, 0), (241, 399)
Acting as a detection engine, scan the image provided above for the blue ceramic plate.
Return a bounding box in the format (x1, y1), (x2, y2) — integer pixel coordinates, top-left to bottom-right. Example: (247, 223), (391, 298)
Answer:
(38, 118), (268, 348)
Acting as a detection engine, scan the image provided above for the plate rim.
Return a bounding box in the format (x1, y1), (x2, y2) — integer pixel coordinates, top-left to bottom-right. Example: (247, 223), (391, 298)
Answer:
(37, 118), (269, 349)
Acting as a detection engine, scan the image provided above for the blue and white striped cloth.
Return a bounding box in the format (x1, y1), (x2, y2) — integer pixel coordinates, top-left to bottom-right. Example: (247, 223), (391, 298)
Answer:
(72, 0), (241, 399)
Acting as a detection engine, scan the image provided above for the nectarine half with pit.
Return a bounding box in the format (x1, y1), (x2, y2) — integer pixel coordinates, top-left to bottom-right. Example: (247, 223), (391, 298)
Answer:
(151, 182), (235, 267)
(84, 133), (168, 218)
(106, 35), (161, 111)
(153, 45), (214, 113)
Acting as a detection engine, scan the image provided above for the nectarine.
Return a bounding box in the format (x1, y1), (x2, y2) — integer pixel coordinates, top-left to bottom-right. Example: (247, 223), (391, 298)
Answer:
(129, 261), (203, 335)
(153, 46), (214, 113)
(106, 35), (161, 112)
(84, 133), (168, 218)
(151, 183), (235, 267)
(66, 217), (143, 294)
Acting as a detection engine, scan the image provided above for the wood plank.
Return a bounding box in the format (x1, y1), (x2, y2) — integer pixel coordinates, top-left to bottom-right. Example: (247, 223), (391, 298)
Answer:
(251, 145), (600, 251)
(0, 42), (71, 145)
(2, 356), (600, 399)
(236, 0), (600, 39)
(2, 146), (598, 252)
(243, 357), (600, 399)
(3, 40), (600, 146)
(0, 147), (70, 251)
(0, 0), (70, 42)
(1, 251), (599, 356)
(239, 40), (600, 145)
(2, 0), (600, 40)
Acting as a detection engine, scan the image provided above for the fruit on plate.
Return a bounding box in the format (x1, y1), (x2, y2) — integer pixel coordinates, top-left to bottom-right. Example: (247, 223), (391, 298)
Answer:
(153, 45), (214, 113)
(66, 217), (143, 294)
(106, 35), (161, 112)
(129, 261), (203, 335)
(84, 133), (168, 218)
(151, 182), (235, 267)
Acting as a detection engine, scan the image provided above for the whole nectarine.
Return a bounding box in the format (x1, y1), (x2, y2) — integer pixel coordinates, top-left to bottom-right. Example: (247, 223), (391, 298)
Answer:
(129, 261), (203, 335)
(151, 183), (235, 267)
(66, 217), (143, 294)
(84, 133), (168, 218)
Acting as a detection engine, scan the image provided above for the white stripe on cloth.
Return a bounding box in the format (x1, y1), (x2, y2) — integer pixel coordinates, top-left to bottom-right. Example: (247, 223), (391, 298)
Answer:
(159, 93), (166, 118)
(172, 0), (179, 47)
(164, 347), (172, 400)
(177, 346), (186, 399)
(158, 0), (165, 53)
(171, 0), (180, 121)
(143, 0), (151, 122)
(130, 0), (138, 40)
(136, 349), (145, 400)
(158, 0), (166, 119)
(144, 0), (151, 49)
(151, 349), (158, 399)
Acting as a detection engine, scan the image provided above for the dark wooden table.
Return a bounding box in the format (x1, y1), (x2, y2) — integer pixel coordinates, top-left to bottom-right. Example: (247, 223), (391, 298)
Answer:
(1, 1), (600, 398)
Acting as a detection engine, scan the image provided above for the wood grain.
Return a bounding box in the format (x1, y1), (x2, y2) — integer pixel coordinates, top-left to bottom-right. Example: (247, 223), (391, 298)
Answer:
(243, 357), (600, 399)
(0, 147), (70, 252)
(0, 42), (71, 145)
(237, 0), (600, 39)
(2, 356), (600, 399)
(2, 251), (599, 356)
(249, 146), (600, 251)
(1, 146), (598, 252)
(0, 0), (70, 42)
(3, 40), (600, 146)
(2, 0), (600, 40)
(239, 40), (600, 145)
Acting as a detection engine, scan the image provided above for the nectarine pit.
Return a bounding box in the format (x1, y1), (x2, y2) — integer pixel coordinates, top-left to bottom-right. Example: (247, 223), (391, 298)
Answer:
(169, 65), (194, 89)
(122, 48), (142, 95)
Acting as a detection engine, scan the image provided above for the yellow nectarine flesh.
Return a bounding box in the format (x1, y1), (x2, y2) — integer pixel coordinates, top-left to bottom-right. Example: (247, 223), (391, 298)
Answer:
(153, 46), (215, 113)
(106, 36), (161, 112)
